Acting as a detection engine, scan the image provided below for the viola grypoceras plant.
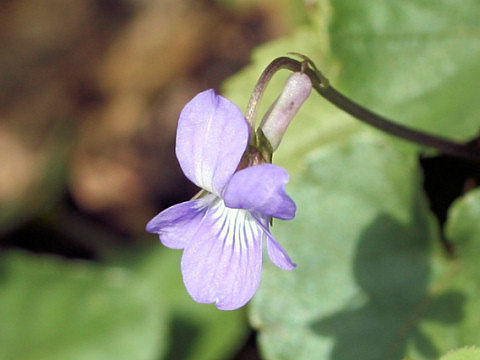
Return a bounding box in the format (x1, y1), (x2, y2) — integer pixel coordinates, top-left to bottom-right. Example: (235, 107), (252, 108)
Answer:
(146, 72), (312, 310)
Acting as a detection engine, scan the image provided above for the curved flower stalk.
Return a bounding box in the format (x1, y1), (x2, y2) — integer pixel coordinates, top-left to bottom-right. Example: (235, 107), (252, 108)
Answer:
(146, 89), (297, 310)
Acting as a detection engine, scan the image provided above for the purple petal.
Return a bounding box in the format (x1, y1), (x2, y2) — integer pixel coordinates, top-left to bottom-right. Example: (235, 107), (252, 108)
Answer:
(146, 195), (215, 249)
(181, 199), (262, 310)
(223, 164), (296, 220)
(265, 232), (296, 271)
(255, 215), (296, 271)
(175, 89), (249, 195)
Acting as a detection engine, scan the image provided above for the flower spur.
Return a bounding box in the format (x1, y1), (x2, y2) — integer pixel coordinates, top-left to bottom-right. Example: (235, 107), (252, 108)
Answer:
(146, 89), (297, 310)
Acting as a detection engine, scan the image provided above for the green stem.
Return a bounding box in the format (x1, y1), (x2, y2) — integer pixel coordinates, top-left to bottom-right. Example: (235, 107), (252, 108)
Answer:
(246, 56), (480, 163)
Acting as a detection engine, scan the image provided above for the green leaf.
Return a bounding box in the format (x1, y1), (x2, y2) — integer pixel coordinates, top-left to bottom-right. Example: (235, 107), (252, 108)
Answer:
(136, 246), (249, 360)
(251, 135), (455, 360)
(427, 188), (480, 351)
(441, 347), (480, 360)
(329, 0), (480, 140)
(249, 136), (480, 360)
(0, 251), (165, 360)
(445, 189), (480, 247)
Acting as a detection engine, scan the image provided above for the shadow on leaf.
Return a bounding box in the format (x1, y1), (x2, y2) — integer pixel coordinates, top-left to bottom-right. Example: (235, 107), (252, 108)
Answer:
(310, 209), (465, 360)
(163, 314), (201, 360)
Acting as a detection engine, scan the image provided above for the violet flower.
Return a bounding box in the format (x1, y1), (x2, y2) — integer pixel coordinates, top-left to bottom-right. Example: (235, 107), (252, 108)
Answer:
(146, 89), (296, 310)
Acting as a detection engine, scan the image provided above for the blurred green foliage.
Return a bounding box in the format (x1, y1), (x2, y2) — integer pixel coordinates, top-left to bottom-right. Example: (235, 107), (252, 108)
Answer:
(0, 251), (166, 360)
(0, 247), (248, 360)
(441, 347), (480, 360)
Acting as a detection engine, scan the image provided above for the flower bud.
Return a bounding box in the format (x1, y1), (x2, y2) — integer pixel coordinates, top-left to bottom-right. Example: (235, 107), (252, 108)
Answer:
(259, 72), (312, 151)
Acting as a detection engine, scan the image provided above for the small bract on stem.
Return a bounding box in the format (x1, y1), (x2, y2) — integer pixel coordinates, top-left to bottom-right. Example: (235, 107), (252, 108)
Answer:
(259, 72), (312, 152)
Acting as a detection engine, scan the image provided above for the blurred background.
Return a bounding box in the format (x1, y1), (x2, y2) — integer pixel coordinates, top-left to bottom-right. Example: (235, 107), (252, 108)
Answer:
(0, 0), (298, 246)
(0, 0), (305, 359)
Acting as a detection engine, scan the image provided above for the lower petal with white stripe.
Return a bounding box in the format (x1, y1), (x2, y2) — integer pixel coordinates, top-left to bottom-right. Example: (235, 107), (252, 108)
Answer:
(181, 196), (263, 310)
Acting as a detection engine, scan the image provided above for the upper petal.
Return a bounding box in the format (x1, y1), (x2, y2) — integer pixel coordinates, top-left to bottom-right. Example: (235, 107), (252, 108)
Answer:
(175, 89), (249, 195)
(181, 198), (263, 310)
(146, 195), (215, 249)
(223, 164), (296, 220)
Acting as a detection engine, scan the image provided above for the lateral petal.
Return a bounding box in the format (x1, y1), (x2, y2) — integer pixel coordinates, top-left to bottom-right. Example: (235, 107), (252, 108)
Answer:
(265, 233), (296, 271)
(223, 164), (296, 220)
(146, 195), (215, 249)
(255, 215), (296, 271)
(175, 89), (249, 195)
(181, 198), (263, 310)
